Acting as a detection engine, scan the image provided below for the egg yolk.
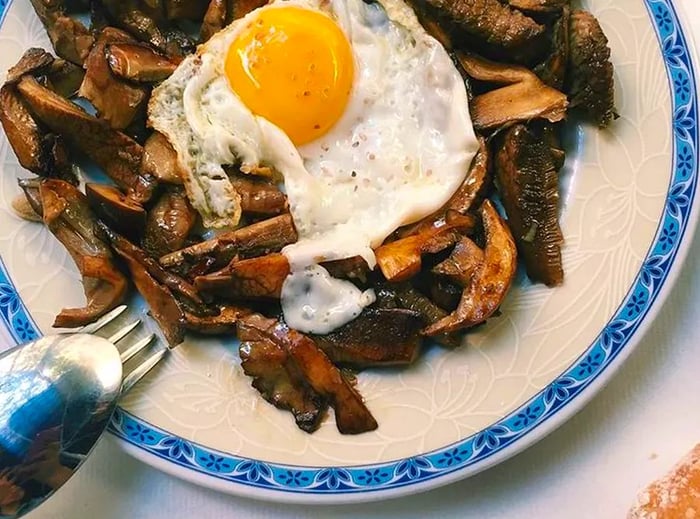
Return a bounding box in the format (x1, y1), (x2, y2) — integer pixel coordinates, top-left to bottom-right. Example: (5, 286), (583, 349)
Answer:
(225, 7), (354, 146)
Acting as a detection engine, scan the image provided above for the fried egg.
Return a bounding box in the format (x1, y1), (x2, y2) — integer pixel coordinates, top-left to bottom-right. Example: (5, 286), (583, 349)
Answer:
(149, 0), (479, 333)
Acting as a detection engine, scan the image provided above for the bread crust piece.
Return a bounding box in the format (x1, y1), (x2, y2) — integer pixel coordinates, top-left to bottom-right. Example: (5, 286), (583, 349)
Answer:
(629, 443), (700, 518)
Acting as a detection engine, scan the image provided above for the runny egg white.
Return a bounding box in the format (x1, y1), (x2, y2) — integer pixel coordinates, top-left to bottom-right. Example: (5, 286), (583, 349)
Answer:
(149, 0), (479, 334)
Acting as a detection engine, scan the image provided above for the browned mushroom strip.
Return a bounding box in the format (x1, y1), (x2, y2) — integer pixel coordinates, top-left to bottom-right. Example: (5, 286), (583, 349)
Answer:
(0, 83), (76, 183)
(238, 314), (327, 433)
(313, 308), (424, 368)
(201, 0), (227, 42)
(86, 183), (147, 239)
(29, 0), (94, 66)
(79, 28), (149, 130)
(16, 76), (156, 203)
(0, 86), (47, 174)
(99, 222), (204, 308)
(375, 225), (461, 282)
(100, 0), (168, 54)
(385, 283), (461, 347)
(185, 305), (250, 334)
(507, 0), (569, 13)
(424, 200), (517, 335)
(46, 59), (85, 98)
(107, 43), (177, 82)
(534, 7), (569, 90)
(567, 10), (616, 127)
(240, 314), (378, 434)
(230, 176), (288, 216)
(458, 52), (569, 131)
(321, 256), (370, 282)
(196, 253), (289, 299)
(496, 124), (563, 286)
(143, 187), (197, 259)
(410, 0), (544, 53)
(38, 179), (128, 328)
(432, 236), (484, 287)
(159, 214), (297, 268)
(5, 48), (55, 83)
(142, 131), (184, 184)
(101, 225), (186, 346)
(4, 48), (84, 99)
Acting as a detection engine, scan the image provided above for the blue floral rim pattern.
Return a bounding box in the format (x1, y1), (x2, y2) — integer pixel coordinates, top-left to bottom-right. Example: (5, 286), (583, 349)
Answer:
(0, 0), (697, 497)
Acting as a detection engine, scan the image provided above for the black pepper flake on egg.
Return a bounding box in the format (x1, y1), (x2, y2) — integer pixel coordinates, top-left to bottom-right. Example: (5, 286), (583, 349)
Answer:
(351, 171), (357, 177)
(313, 124), (321, 129)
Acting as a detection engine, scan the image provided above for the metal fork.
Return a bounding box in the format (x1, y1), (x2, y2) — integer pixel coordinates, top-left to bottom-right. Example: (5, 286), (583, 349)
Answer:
(0, 305), (169, 518)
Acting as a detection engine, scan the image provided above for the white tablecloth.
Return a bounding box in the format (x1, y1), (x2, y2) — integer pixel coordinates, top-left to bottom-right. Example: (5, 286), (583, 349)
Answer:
(26, 2), (700, 517)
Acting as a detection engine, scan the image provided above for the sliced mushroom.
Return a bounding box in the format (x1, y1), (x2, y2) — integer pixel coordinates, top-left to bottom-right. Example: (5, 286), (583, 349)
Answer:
(106, 43), (177, 83)
(98, 0), (192, 59)
(457, 52), (569, 131)
(79, 28), (149, 130)
(29, 0), (94, 66)
(201, 0), (227, 42)
(85, 183), (146, 239)
(0, 84), (76, 184)
(185, 305), (250, 334)
(383, 283), (461, 347)
(239, 314), (378, 434)
(5, 48), (55, 83)
(99, 224), (186, 346)
(567, 9), (617, 127)
(424, 200), (517, 335)
(427, 277), (463, 311)
(4, 47), (84, 99)
(99, 221), (204, 308)
(534, 7), (570, 90)
(196, 253), (290, 299)
(17, 76), (156, 203)
(432, 236), (484, 287)
(408, 0), (545, 60)
(312, 308), (424, 368)
(321, 256), (370, 282)
(142, 187), (197, 259)
(495, 124), (563, 286)
(0, 85), (48, 174)
(230, 176), (288, 216)
(159, 214), (297, 269)
(45, 58), (85, 98)
(238, 314), (327, 433)
(375, 225), (461, 282)
(38, 179), (128, 328)
(141, 131), (184, 184)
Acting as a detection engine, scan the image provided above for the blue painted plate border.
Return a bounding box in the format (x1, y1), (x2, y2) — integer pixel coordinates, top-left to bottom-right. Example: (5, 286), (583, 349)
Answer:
(0, 0), (697, 499)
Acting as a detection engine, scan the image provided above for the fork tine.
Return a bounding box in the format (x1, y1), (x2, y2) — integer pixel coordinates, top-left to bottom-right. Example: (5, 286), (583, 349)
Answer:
(121, 346), (169, 394)
(75, 305), (128, 334)
(107, 320), (141, 344)
(120, 334), (156, 363)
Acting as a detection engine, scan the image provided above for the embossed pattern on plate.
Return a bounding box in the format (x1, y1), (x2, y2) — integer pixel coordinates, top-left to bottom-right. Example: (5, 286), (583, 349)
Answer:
(0, 0), (697, 503)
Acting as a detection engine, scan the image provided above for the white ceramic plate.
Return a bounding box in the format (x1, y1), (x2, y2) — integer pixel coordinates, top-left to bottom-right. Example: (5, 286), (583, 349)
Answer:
(0, 0), (698, 504)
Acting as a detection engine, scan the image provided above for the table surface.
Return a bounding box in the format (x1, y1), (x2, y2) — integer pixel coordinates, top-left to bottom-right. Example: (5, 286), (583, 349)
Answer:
(23, 2), (700, 518)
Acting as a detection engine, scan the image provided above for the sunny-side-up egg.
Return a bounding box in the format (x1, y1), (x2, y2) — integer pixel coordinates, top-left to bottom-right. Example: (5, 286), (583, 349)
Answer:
(148, 0), (479, 334)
